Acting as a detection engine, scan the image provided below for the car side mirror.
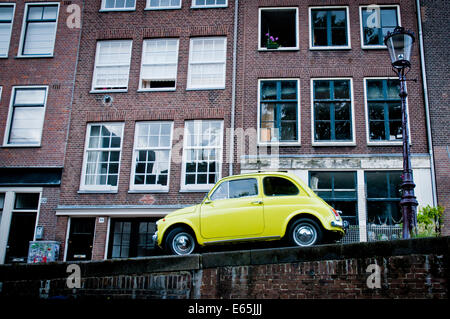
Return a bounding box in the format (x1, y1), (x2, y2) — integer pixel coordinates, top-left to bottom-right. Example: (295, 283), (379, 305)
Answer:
(204, 198), (212, 204)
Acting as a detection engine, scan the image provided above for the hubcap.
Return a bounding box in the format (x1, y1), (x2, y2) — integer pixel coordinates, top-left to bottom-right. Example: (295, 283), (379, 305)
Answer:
(172, 233), (195, 255)
(293, 224), (317, 246)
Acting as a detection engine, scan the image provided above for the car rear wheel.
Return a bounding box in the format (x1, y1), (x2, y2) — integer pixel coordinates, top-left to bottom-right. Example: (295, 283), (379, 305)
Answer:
(288, 218), (322, 247)
(165, 227), (196, 255)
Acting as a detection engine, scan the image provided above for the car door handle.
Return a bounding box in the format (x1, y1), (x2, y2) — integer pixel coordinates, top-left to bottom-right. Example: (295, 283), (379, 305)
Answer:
(251, 200), (263, 205)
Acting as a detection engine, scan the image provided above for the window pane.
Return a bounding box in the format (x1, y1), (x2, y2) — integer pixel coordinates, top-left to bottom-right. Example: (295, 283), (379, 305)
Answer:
(333, 172), (355, 189)
(315, 122), (331, 140)
(229, 178), (258, 199)
(335, 121), (351, 140)
(280, 122), (297, 141)
(381, 9), (398, 27)
(310, 172), (332, 190)
(367, 80), (384, 99)
(335, 102), (350, 120)
(367, 202), (401, 225)
(314, 81), (330, 99)
(280, 103), (296, 120)
(331, 10), (346, 27)
(260, 9), (297, 49)
(333, 80), (350, 99)
(261, 81), (277, 100)
(263, 177), (299, 196)
(14, 193), (40, 210)
(368, 103), (385, 120)
(280, 81), (297, 100)
(9, 107), (45, 144)
(23, 22), (56, 55)
(366, 172), (389, 198)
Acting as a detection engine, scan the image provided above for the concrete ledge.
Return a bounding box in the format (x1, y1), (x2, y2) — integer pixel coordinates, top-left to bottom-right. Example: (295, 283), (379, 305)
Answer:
(0, 237), (448, 281)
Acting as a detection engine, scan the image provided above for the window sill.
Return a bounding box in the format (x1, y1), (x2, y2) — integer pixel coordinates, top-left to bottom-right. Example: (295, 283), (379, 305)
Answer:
(137, 88), (176, 92)
(367, 141), (403, 146)
(78, 189), (118, 194)
(258, 47), (299, 52)
(15, 54), (54, 59)
(312, 141), (356, 147)
(258, 141), (301, 147)
(2, 143), (41, 148)
(90, 89), (128, 94)
(186, 87), (226, 91)
(179, 187), (212, 193)
(144, 7), (182, 10)
(309, 46), (351, 51)
(361, 45), (388, 50)
(99, 8), (136, 12)
(128, 188), (169, 193)
(191, 5), (228, 9)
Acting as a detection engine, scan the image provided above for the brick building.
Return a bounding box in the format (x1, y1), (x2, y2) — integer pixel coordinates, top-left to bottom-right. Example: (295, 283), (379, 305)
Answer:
(0, 0), (82, 263)
(418, 0), (450, 235)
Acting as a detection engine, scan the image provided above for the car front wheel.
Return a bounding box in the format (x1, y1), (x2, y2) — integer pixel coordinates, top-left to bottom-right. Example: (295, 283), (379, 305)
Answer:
(288, 219), (323, 247)
(165, 227), (196, 255)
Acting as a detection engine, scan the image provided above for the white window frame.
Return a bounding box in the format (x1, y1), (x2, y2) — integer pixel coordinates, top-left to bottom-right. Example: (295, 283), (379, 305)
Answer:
(0, 3), (16, 58)
(0, 86), (2, 102)
(258, 7), (299, 51)
(309, 6), (351, 50)
(363, 77), (410, 146)
(129, 121), (174, 192)
(181, 120), (224, 192)
(145, 0), (182, 10)
(17, 2), (60, 58)
(100, 0), (136, 12)
(3, 86), (49, 147)
(186, 37), (227, 90)
(79, 122), (125, 193)
(257, 78), (301, 146)
(91, 40), (133, 93)
(138, 38), (179, 92)
(191, 0), (228, 9)
(310, 78), (356, 147)
(359, 5), (401, 49)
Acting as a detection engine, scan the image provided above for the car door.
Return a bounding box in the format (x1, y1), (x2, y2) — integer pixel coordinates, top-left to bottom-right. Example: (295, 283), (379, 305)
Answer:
(200, 177), (264, 239)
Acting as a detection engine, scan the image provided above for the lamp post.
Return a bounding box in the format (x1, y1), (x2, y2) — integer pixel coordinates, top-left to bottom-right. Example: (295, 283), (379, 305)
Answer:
(384, 26), (418, 239)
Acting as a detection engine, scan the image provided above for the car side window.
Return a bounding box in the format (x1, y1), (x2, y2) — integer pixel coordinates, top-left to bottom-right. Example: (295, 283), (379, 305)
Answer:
(229, 178), (258, 199)
(210, 181), (229, 201)
(263, 176), (299, 196)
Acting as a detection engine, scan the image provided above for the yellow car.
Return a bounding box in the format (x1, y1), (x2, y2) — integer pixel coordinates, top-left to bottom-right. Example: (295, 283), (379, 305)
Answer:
(153, 172), (346, 255)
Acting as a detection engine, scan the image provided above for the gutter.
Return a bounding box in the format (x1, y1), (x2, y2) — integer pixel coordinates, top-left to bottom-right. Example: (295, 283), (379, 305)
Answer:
(229, 0), (238, 176)
(415, 0), (438, 206)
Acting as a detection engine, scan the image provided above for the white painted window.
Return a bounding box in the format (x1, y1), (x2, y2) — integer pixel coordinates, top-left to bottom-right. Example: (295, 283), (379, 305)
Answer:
(139, 39), (179, 91)
(4, 86), (48, 147)
(182, 120), (223, 191)
(92, 40), (133, 92)
(192, 0), (227, 8)
(0, 4), (15, 57)
(258, 7), (299, 50)
(19, 3), (59, 57)
(131, 122), (173, 191)
(80, 123), (124, 192)
(187, 37), (227, 90)
(309, 6), (351, 50)
(146, 0), (182, 10)
(101, 0), (136, 11)
(360, 5), (401, 49)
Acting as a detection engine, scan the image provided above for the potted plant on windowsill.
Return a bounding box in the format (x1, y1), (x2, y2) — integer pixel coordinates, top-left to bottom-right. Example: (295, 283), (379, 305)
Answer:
(265, 33), (280, 50)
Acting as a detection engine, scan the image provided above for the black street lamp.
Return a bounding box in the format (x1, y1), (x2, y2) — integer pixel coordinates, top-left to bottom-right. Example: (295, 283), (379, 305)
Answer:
(384, 26), (418, 239)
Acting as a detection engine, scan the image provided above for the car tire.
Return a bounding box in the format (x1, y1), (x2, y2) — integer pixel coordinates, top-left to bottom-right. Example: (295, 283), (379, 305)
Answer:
(287, 218), (323, 247)
(165, 227), (197, 255)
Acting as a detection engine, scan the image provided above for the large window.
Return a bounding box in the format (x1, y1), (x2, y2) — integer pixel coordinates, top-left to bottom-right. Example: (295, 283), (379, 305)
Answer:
(365, 78), (402, 143)
(4, 87), (48, 146)
(182, 120), (223, 191)
(101, 0), (136, 11)
(259, 79), (299, 144)
(139, 39), (179, 91)
(310, 171), (357, 225)
(81, 123), (124, 191)
(187, 37), (227, 89)
(108, 219), (157, 259)
(19, 3), (59, 57)
(310, 7), (350, 49)
(192, 0), (227, 8)
(312, 79), (353, 143)
(131, 122), (173, 191)
(0, 4), (15, 57)
(259, 8), (298, 50)
(360, 6), (400, 48)
(92, 40), (133, 92)
(210, 178), (258, 201)
(146, 0), (182, 10)
(365, 171), (402, 225)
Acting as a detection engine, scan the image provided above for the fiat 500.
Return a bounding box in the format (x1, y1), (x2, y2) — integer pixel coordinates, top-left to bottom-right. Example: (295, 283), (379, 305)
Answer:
(153, 172), (346, 255)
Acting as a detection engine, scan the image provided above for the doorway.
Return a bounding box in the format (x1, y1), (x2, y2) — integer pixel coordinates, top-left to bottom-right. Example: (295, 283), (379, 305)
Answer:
(66, 218), (95, 261)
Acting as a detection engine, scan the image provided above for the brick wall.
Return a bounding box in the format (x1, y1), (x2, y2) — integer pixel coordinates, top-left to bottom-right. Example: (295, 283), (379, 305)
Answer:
(0, 237), (448, 299)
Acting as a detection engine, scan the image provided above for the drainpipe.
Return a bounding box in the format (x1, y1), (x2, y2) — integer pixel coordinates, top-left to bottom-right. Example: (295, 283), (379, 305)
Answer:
(229, 0), (238, 176)
(415, 0), (438, 206)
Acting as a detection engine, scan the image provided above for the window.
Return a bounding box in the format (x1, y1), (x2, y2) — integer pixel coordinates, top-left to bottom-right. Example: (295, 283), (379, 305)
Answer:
(310, 7), (350, 49)
(81, 123), (124, 191)
(365, 78), (402, 142)
(365, 171), (402, 225)
(4, 87), (48, 146)
(0, 193), (4, 225)
(182, 120), (223, 191)
(360, 6), (400, 48)
(312, 79), (353, 143)
(310, 171), (357, 225)
(108, 218), (157, 259)
(19, 3), (59, 57)
(192, 0), (227, 8)
(101, 0), (136, 11)
(259, 79), (299, 144)
(259, 8), (298, 50)
(92, 40), (133, 92)
(139, 39), (179, 91)
(263, 177), (299, 196)
(187, 37), (226, 89)
(210, 178), (258, 201)
(0, 4), (15, 57)
(131, 122), (173, 191)
(146, 0), (181, 10)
